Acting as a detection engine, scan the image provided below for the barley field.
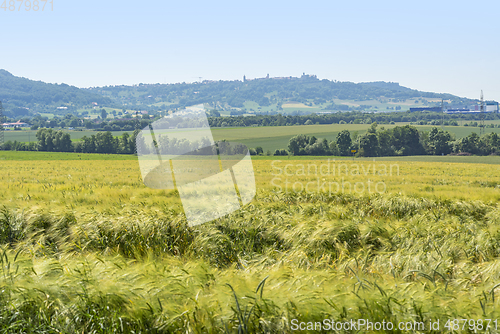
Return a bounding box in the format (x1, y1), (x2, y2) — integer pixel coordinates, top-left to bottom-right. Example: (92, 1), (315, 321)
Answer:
(0, 151), (500, 333)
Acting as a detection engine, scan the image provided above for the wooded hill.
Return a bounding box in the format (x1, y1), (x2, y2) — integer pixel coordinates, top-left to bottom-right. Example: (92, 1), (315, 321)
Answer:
(0, 70), (480, 117)
(91, 74), (475, 113)
(0, 70), (113, 116)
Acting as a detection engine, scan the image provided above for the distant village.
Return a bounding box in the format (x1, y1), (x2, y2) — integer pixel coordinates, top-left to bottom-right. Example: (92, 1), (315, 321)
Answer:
(1, 120), (29, 129)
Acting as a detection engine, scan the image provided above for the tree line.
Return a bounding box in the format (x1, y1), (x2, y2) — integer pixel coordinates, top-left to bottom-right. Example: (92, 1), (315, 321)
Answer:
(3, 128), (139, 154)
(208, 111), (500, 128)
(274, 124), (500, 157)
(9, 108), (500, 134)
(25, 113), (152, 132)
(4, 125), (500, 158)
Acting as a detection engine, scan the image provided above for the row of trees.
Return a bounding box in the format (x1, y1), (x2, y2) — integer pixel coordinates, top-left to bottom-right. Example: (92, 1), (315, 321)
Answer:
(208, 111), (500, 128)
(10, 108), (499, 135)
(4, 129), (250, 156)
(27, 113), (153, 132)
(5, 125), (500, 158)
(75, 132), (136, 154)
(283, 124), (500, 157)
(3, 129), (139, 154)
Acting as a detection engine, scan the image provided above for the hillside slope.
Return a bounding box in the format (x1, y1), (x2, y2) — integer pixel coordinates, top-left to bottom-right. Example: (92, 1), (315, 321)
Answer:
(89, 74), (476, 114)
(0, 70), (113, 116)
(0, 70), (481, 117)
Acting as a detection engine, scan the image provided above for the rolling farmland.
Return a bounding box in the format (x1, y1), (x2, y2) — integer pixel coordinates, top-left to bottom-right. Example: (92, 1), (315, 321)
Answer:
(212, 123), (500, 152)
(6, 122), (500, 154)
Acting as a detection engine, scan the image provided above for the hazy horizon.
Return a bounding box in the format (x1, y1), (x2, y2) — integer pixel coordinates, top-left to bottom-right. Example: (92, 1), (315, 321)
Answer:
(2, 0), (499, 102)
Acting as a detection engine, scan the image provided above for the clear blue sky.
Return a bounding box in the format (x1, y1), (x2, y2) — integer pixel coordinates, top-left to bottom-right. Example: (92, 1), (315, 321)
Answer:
(1, 0), (499, 101)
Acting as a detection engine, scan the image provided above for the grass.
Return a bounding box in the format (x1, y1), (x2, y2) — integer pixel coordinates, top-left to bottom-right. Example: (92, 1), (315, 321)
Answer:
(1, 151), (500, 332)
(0, 151), (137, 160)
(251, 154), (500, 164)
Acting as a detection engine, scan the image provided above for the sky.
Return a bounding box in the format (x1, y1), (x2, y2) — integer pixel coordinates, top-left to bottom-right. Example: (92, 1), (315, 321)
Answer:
(1, 0), (499, 101)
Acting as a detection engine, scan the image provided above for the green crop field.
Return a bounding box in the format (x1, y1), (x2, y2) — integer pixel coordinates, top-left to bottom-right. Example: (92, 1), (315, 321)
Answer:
(212, 124), (374, 152)
(0, 151), (500, 332)
(213, 123), (499, 152)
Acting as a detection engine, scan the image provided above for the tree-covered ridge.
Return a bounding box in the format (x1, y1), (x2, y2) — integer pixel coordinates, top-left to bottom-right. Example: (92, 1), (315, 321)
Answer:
(0, 69), (485, 118)
(0, 70), (113, 114)
(90, 74), (474, 111)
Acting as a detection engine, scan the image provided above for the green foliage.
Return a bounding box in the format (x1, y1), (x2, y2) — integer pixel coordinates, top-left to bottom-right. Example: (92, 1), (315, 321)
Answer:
(288, 134), (309, 155)
(288, 134), (331, 156)
(0, 70), (113, 114)
(31, 129), (135, 154)
(100, 108), (108, 119)
(91, 75), (472, 111)
(359, 132), (379, 157)
(426, 127), (453, 155)
(336, 130), (352, 156)
(36, 128), (73, 152)
(282, 125), (500, 157)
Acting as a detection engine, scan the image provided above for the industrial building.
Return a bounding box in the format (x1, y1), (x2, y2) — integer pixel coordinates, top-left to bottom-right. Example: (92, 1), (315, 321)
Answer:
(409, 107), (442, 112)
(409, 102), (499, 114)
(444, 102), (499, 114)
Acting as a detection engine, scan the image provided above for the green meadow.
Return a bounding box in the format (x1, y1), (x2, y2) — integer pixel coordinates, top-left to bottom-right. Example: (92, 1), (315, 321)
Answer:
(213, 123), (500, 152)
